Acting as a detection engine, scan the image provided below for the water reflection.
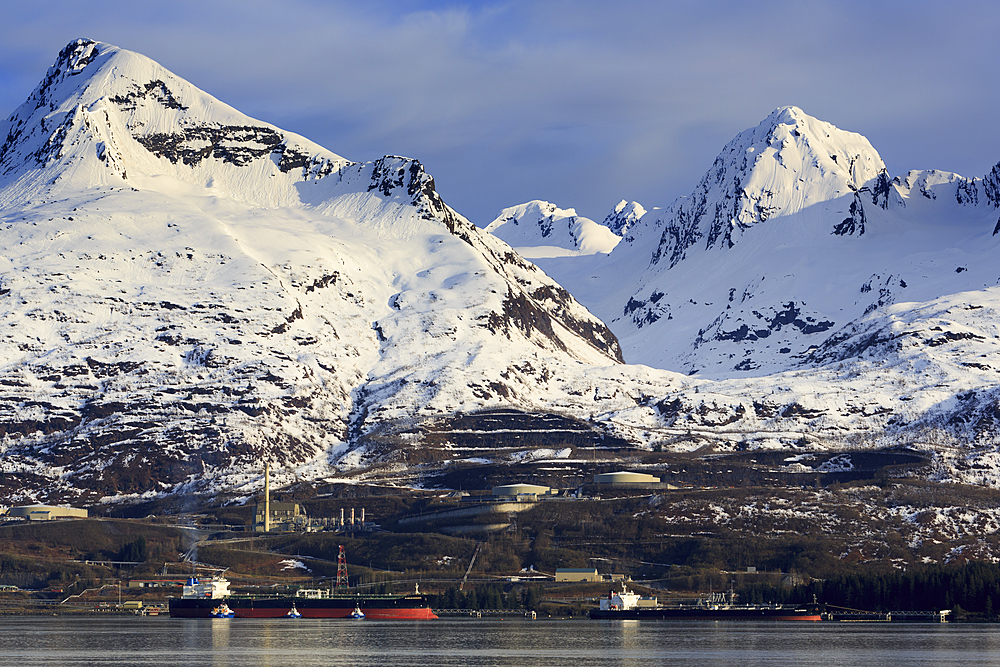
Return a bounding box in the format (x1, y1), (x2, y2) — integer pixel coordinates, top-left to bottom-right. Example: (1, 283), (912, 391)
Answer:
(2, 617), (1000, 666)
(210, 618), (230, 667)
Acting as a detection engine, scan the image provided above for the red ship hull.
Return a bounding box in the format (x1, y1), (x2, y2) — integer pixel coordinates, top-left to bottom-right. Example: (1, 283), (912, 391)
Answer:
(230, 607), (438, 620)
(170, 595), (437, 619)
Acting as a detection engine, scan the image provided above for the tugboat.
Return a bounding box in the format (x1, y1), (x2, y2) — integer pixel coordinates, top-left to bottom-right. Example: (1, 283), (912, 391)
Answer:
(210, 603), (235, 618)
(590, 585), (823, 621)
(285, 604), (302, 618)
(349, 604), (365, 619)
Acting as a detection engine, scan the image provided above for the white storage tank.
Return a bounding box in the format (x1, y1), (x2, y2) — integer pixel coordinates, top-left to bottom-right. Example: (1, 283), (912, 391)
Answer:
(491, 483), (551, 497)
(593, 471), (661, 485)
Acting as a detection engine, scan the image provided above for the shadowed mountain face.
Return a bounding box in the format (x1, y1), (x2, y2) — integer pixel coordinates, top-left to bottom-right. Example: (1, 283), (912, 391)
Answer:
(3, 42), (1000, 507)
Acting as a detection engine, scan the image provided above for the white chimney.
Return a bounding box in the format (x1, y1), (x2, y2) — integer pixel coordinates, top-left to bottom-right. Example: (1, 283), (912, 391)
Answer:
(264, 462), (270, 533)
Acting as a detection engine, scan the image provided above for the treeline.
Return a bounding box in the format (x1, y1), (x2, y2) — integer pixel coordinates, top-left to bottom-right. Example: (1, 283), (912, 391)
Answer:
(0, 553), (104, 590)
(426, 584), (543, 611)
(738, 561), (1000, 616)
(117, 536), (148, 562)
(806, 561), (1000, 615)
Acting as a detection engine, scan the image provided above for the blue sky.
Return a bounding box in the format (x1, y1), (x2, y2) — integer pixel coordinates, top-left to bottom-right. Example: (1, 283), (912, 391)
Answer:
(2, 0), (999, 225)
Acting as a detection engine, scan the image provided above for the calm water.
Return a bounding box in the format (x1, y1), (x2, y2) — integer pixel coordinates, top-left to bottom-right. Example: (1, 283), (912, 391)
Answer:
(1, 617), (1000, 666)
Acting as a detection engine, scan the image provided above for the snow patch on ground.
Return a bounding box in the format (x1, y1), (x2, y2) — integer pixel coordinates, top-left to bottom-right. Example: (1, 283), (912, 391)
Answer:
(279, 559), (311, 572)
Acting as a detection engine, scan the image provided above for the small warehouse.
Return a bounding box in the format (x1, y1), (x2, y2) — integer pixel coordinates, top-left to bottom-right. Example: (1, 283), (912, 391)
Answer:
(4, 505), (88, 520)
(555, 568), (601, 582)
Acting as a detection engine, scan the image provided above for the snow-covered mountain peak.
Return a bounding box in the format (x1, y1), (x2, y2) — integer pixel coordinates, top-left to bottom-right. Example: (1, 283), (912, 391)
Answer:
(484, 200), (620, 258)
(522, 106), (1000, 385)
(603, 200), (646, 236)
(630, 106), (890, 270)
(761, 105), (887, 187)
(0, 38), (349, 209)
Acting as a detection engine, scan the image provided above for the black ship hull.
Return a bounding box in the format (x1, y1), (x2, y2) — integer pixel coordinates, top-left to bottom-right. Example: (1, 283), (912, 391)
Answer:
(590, 605), (823, 621)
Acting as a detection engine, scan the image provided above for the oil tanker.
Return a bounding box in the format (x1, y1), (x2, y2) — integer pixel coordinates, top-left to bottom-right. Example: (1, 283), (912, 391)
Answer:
(168, 576), (437, 619)
(589, 586), (823, 621)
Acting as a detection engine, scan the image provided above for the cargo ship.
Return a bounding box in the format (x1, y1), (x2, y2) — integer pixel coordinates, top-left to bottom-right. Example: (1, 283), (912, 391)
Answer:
(589, 586), (823, 621)
(168, 576), (438, 619)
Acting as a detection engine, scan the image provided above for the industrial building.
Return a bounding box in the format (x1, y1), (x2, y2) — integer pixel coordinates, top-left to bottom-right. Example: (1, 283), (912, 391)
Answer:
(4, 505), (88, 520)
(252, 501), (307, 532)
(128, 579), (186, 589)
(252, 461), (308, 532)
(555, 568), (601, 582)
(555, 568), (629, 583)
(249, 463), (371, 532)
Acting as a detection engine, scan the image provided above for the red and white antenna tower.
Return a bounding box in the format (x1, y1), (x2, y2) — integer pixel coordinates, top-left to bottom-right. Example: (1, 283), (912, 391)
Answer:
(335, 545), (349, 589)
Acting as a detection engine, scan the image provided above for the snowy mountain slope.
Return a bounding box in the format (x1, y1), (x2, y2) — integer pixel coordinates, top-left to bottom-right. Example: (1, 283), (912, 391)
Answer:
(0, 40), (630, 504)
(486, 107), (1000, 485)
(5, 44), (1000, 508)
(529, 107), (1000, 379)
(484, 200), (620, 258)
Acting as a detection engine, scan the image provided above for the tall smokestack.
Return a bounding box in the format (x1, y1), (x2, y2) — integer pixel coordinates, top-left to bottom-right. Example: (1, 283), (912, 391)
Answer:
(340, 508), (344, 526)
(350, 508), (355, 526)
(361, 507), (365, 525)
(264, 461), (271, 533)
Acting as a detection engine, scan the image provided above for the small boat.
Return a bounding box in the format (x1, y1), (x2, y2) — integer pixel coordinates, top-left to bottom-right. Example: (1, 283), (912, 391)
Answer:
(285, 604), (302, 619)
(349, 605), (365, 619)
(210, 604), (235, 618)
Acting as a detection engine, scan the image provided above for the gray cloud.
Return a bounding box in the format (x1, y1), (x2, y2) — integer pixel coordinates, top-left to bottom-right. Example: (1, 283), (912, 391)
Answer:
(1, 0), (998, 225)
